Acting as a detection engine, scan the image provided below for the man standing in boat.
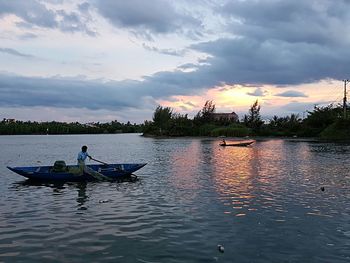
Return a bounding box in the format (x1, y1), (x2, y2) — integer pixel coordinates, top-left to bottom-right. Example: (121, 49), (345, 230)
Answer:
(77, 145), (91, 167)
(77, 145), (111, 181)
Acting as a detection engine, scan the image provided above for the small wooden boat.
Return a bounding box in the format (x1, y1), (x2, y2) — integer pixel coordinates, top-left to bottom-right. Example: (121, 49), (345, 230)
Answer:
(219, 140), (255, 147)
(7, 163), (147, 182)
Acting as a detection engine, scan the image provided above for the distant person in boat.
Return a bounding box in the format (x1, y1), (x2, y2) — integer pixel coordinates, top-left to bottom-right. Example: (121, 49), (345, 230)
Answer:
(77, 146), (110, 181)
(222, 139), (226, 146)
(77, 145), (91, 165)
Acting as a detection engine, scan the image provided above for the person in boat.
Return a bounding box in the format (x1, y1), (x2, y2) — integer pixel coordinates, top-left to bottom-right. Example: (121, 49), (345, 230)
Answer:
(77, 145), (110, 181)
(77, 145), (91, 166)
(221, 139), (226, 145)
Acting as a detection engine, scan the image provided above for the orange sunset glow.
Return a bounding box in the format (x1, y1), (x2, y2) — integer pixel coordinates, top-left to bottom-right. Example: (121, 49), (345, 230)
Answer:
(158, 79), (342, 119)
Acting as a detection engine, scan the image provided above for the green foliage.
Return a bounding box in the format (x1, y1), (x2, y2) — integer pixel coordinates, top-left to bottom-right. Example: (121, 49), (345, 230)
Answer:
(243, 100), (263, 133)
(303, 104), (343, 135)
(143, 101), (350, 139)
(168, 113), (193, 136)
(320, 119), (350, 140)
(264, 114), (303, 136)
(153, 105), (172, 131)
(196, 124), (218, 136)
(194, 100), (216, 125)
(211, 124), (251, 137)
(6, 101), (349, 139)
(0, 119), (142, 135)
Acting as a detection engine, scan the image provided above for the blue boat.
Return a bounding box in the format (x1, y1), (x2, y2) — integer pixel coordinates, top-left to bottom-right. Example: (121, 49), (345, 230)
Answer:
(7, 163), (147, 182)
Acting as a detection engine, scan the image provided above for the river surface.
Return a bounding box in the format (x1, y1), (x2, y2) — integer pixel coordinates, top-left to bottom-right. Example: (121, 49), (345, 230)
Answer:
(0, 134), (349, 262)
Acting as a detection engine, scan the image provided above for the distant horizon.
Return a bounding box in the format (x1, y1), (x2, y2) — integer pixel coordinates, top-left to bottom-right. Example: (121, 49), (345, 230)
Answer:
(1, 102), (314, 125)
(1, 1), (349, 123)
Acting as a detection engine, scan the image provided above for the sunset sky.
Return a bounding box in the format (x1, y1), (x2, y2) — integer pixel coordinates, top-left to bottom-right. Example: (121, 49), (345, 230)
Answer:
(0, 0), (349, 123)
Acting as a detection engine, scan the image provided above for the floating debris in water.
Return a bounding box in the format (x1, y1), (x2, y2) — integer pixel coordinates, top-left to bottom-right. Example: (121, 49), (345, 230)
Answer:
(217, 244), (224, 253)
(99, 199), (110, 203)
(320, 186), (325, 191)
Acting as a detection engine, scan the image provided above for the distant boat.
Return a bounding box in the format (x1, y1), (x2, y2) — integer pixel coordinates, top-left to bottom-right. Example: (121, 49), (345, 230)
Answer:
(7, 163), (147, 182)
(219, 140), (255, 147)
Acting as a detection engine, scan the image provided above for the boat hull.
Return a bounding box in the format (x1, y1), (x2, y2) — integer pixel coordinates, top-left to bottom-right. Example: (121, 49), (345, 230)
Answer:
(219, 140), (255, 147)
(7, 163), (147, 182)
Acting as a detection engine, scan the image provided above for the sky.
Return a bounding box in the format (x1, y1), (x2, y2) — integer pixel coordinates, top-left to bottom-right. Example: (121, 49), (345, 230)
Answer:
(0, 0), (349, 124)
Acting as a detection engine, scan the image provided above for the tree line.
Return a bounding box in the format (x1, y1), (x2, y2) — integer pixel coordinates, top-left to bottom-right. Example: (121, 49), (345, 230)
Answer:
(2, 101), (349, 139)
(143, 100), (350, 140)
(0, 119), (143, 135)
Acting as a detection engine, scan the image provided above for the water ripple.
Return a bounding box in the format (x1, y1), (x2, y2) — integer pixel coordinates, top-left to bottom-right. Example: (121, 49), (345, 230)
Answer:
(0, 135), (350, 262)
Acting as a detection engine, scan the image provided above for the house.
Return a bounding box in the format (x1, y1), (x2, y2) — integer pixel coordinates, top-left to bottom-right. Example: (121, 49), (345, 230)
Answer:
(211, 112), (239, 122)
(2, 118), (16, 123)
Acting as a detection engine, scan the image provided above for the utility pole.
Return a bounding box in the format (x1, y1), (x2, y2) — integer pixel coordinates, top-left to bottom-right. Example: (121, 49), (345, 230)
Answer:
(343, 79), (349, 119)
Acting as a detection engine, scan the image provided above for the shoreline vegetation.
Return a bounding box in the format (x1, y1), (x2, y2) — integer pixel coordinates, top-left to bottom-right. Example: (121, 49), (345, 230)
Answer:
(2, 100), (350, 140)
(142, 100), (350, 141)
(0, 120), (143, 135)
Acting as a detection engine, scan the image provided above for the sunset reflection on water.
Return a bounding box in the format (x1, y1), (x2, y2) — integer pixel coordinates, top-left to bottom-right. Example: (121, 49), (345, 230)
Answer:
(159, 137), (348, 223)
(1, 135), (350, 262)
(211, 139), (315, 218)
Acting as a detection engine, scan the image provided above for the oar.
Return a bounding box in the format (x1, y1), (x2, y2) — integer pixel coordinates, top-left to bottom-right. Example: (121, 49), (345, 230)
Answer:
(91, 157), (126, 173)
(85, 157), (114, 181)
(90, 157), (109, 166)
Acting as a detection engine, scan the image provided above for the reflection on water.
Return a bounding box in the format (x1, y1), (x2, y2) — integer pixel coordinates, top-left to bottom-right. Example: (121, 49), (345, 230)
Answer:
(212, 140), (350, 218)
(1, 135), (350, 262)
(76, 182), (88, 209)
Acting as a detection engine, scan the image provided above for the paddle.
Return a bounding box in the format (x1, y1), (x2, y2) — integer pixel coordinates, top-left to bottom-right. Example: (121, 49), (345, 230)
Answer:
(82, 157), (114, 181)
(90, 157), (109, 166)
(90, 157), (125, 173)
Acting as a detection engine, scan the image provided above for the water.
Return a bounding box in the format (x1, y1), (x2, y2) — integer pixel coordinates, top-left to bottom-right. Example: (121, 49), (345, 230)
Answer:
(0, 134), (349, 262)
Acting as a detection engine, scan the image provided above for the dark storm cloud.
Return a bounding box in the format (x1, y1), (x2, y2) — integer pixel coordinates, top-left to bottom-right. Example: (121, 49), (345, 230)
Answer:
(182, 0), (350, 86)
(192, 35), (350, 86)
(275, 90), (308, 98)
(0, 0), (95, 35)
(0, 74), (136, 110)
(0, 71), (213, 111)
(94, 0), (202, 36)
(219, 0), (350, 45)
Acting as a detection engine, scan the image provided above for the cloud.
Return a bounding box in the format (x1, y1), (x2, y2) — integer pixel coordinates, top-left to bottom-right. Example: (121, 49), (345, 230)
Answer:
(275, 90), (308, 98)
(0, 48), (36, 58)
(1, 0), (350, 122)
(177, 63), (198, 70)
(192, 36), (350, 86)
(56, 9), (97, 36)
(0, 74), (137, 110)
(94, 0), (202, 37)
(0, 0), (57, 27)
(0, 70), (210, 112)
(0, 0), (96, 35)
(176, 0), (350, 87)
(220, 0), (350, 46)
(18, 33), (39, 40)
(142, 43), (186, 56)
(247, 87), (266, 97)
(281, 101), (325, 112)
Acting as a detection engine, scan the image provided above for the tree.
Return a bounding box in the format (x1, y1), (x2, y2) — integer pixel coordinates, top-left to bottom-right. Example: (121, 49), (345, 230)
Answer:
(194, 100), (216, 124)
(152, 105), (173, 134)
(243, 100), (263, 132)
